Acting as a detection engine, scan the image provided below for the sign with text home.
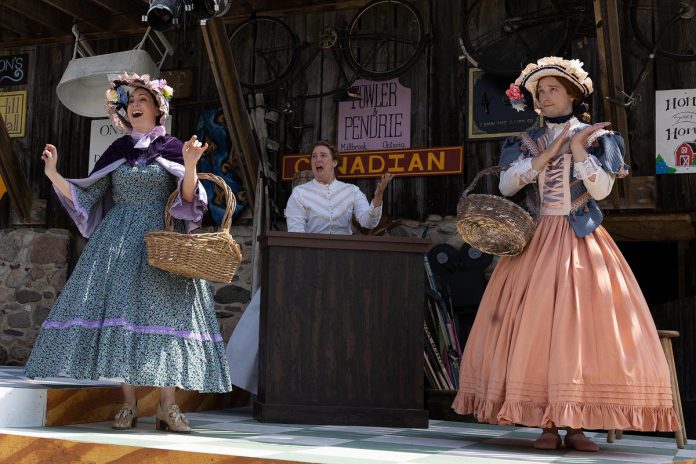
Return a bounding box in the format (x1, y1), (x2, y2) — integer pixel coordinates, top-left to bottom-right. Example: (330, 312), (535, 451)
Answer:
(337, 78), (411, 152)
(655, 88), (696, 174)
(281, 146), (463, 181)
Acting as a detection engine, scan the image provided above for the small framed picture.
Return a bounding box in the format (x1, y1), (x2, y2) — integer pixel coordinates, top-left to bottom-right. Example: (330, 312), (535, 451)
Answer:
(467, 68), (542, 140)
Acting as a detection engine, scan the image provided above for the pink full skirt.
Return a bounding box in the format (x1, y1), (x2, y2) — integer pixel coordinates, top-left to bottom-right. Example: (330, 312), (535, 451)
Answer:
(452, 215), (680, 431)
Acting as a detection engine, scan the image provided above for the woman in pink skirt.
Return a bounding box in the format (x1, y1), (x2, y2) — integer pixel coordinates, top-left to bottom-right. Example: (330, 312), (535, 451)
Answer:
(452, 57), (680, 451)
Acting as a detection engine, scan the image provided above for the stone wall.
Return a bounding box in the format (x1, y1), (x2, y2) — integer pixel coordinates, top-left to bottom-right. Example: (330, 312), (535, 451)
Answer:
(212, 224), (254, 343)
(0, 228), (70, 365)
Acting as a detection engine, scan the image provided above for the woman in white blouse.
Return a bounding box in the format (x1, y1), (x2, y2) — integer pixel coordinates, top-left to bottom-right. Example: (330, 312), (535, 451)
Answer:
(286, 141), (393, 233)
(226, 140), (394, 393)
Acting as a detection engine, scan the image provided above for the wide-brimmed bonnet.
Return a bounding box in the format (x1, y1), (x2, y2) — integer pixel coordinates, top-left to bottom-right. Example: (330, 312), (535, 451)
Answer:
(512, 57), (593, 113)
(104, 72), (173, 133)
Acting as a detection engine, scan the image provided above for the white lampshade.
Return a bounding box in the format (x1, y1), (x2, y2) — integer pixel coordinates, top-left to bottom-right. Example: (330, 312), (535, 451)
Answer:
(56, 50), (159, 117)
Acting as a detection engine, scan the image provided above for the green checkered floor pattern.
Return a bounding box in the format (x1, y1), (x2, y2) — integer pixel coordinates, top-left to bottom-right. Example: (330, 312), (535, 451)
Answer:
(1, 407), (694, 463)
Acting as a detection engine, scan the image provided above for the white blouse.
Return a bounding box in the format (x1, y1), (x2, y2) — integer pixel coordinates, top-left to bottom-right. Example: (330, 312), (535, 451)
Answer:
(285, 179), (382, 234)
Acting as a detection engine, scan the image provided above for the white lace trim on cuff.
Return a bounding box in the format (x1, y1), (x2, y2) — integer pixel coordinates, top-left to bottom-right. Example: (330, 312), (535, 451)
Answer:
(573, 154), (602, 180)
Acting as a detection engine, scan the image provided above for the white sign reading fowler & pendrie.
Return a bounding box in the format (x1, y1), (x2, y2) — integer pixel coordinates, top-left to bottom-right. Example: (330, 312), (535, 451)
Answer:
(337, 78), (411, 152)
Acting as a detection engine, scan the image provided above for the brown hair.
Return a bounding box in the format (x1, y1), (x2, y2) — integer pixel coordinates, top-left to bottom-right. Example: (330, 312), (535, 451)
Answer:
(310, 140), (341, 167)
(536, 76), (591, 123)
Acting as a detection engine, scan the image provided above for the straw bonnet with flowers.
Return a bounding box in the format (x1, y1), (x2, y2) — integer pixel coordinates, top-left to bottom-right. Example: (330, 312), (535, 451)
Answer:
(506, 57), (593, 114)
(452, 56), (680, 448)
(25, 69), (237, 426)
(105, 72), (174, 133)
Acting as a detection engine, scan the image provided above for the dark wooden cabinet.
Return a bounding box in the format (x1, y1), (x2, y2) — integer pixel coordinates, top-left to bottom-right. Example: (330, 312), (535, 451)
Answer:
(254, 231), (430, 427)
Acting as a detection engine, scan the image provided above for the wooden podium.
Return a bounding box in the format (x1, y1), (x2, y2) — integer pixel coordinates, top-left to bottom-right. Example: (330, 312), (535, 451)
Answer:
(254, 231), (430, 427)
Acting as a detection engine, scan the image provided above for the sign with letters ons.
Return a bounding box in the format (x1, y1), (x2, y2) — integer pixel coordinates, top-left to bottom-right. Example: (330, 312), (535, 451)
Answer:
(0, 54), (28, 85)
(337, 78), (411, 152)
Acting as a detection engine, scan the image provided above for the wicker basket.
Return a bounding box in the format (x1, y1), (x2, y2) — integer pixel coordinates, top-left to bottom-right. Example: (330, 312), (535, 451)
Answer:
(145, 173), (243, 283)
(456, 165), (536, 256)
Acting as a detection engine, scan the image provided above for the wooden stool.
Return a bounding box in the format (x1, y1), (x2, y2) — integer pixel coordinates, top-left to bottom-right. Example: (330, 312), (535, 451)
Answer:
(607, 330), (686, 449)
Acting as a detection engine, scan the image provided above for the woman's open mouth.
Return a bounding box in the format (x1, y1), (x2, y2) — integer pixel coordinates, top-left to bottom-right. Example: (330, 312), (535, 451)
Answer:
(132, 110), (143, 118)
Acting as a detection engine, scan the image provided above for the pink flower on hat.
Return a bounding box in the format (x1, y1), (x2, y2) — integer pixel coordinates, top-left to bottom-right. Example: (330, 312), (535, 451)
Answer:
(505, 84), (523, 101)
(505, 83), (527, 112)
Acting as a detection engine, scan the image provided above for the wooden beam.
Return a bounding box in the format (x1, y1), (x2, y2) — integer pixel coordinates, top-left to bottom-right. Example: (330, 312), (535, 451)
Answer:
(602, 213), (696, 241)
(201, 17), (263, 211)
(0, 29), (20, 43)
(90, 0), (142, 14)
(593, 0), (645, 210)
(0, 27), (147, 51)
(0, 114), (33, 221)
(108, 14), (148, 32)
(4, 0), (75, 34)
(41, 0), (110, 30)
(89, 0), (146, 30)
(0, 6), (46, 37)
(605, 0), (631, 163)
(224, 0), (370, 20)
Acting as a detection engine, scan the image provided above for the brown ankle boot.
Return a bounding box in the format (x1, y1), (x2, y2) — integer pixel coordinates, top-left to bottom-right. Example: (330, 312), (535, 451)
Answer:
(534, 431), (562, 450)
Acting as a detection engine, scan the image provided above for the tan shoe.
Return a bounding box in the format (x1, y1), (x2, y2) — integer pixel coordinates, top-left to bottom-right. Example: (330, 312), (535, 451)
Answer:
(564, 432), (599, 452)
(112, 402), (138, 430)
(155, 403), (191, 433)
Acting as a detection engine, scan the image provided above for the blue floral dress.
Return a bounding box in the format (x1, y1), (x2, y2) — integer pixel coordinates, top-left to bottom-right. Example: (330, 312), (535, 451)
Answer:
(25, 162), (232, 393)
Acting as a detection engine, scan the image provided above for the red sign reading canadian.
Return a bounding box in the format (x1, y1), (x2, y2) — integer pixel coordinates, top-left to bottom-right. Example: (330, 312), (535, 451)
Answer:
(281, 146), (463, 181)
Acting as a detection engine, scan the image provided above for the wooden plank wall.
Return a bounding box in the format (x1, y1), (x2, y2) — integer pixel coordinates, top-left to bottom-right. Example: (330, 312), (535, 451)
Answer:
(1, 0), (695, 227)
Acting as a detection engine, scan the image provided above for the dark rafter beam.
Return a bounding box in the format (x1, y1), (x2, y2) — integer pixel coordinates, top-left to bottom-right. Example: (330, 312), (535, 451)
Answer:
(41, 0), (111, 30)
(4, 0), (75, 34)
(108, 12), (148, 32)
(0, 29), (20, 42)
(0, 27), (145, 51)
(225, 0), (370, 19)
(0, 6), (49, 37)
(43, 0), (146, 31)
(91, 0), (142, 13)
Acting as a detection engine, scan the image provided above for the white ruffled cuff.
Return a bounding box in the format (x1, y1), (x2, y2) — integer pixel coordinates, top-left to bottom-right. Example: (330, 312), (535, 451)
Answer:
(516, 158), (540, 184)
(573, 154), (602, 180)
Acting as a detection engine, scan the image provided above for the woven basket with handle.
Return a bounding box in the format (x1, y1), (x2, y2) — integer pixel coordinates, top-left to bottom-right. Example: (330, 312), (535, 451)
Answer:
(456, 165), (536, 256)
(145, 173), (242, 283)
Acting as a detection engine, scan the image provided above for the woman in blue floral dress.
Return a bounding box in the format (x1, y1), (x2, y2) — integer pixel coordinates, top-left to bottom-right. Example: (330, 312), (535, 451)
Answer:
(24, 73), (232, 433)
